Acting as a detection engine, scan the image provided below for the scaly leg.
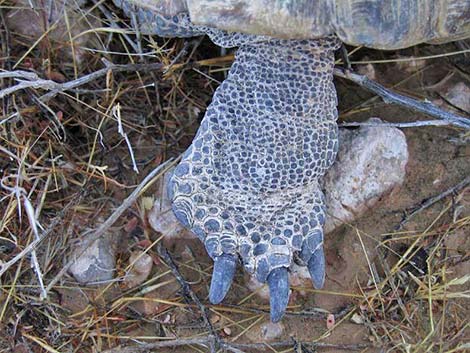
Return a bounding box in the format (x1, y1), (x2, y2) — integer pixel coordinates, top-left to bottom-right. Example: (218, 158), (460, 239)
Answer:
(117, 0), (340, 321)
(169, 37), (340, 321)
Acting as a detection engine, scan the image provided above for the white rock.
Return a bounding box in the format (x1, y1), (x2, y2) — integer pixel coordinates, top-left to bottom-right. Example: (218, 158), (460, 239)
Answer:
(69, 235), (117, 285)
(124, 251), (153, 288)
(350, 312), (365, 324)
(324, 119), (409, 233)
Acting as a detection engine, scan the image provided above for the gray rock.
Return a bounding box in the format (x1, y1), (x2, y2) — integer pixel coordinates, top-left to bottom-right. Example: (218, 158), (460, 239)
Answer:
(123, 250), (153, 288)
(7, 0), (96, 67)
(324, 120), (409, 233)
(69, 234), (117, 284)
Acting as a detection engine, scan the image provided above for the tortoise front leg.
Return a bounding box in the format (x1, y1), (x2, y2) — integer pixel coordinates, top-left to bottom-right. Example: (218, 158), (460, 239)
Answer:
(169, 37), (340, 321)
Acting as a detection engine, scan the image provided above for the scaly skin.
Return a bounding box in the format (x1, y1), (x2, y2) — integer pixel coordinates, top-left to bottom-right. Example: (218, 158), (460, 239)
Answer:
(116, 0), (340, 321)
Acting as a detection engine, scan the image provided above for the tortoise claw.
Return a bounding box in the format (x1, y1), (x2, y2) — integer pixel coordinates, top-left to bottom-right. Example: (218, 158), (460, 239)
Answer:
(209, 254), (237, 304)
(268, 267), (290, 322)
(307, 247), (325, 289)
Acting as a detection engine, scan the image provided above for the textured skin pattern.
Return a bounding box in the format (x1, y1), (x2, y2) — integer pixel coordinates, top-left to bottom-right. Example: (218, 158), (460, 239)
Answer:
(168, 37), (340, 282)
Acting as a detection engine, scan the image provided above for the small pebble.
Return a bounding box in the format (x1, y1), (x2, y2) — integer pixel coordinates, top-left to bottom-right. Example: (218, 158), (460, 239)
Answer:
(210, 314), (221, 324)
(148, 172), (191, 239)
(350, 313), (364, 324)
(355, 61), (376, 80)
(441, 82), (470, 113)
(246, 321), (284, 342)
(396, 56), (426, 73)
(69, 235), (117, 284)
(326, 313), (335, 329)
(123, 251), (153, 288)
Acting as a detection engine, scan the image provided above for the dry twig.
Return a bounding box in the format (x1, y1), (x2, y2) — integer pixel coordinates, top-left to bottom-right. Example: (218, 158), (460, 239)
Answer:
(339, 120), (450, 128)
(0, 61), (164, 101)
(398, 175), (470, 229)
(157, 244), (220, 352)
(334, 68), (470, 129)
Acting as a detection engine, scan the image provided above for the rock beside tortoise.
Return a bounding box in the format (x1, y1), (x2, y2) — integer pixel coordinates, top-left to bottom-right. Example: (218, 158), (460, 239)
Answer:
(324, 119), (409, 233)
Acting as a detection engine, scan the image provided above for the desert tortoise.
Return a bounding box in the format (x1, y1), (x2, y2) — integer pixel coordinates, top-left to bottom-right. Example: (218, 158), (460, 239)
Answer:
(114, 0), (470, 322)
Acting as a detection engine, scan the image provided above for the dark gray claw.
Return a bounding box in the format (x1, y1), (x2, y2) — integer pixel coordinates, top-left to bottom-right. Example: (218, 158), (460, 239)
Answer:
(209, 254), (237, 304)
(268, 267), (290, 322)
(307, 247), (325, 289)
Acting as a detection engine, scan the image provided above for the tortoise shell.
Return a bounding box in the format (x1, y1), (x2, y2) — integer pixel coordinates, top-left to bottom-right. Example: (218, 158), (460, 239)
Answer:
(124, 0), (470, 49)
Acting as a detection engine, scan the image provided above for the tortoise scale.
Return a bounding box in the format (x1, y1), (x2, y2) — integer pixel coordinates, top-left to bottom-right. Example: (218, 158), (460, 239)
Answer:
(114, 0), (470, 322)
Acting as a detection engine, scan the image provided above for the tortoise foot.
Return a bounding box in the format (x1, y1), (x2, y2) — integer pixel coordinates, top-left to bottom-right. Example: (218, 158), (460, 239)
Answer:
(168, 37), (339, 321)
